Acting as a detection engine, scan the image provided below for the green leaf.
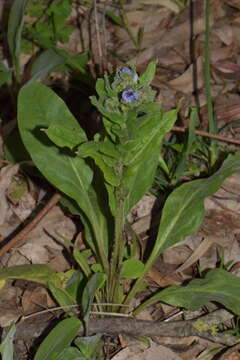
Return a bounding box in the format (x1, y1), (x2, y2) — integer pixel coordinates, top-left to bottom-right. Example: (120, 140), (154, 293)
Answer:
(57, 50), (89, 73)
(77, 141), (120, 187)
(26, 1), (44, 18)
(105, 11), (125, 27)
(43, 124), (86, 149)
(122, 109), (177, 214)
(75, 334), (103, 360)
(34, 318), (81, 360)
(29, 49), (66, 83)
(0, 323), (16, 360)
(47, 281), (75, 309)
(91, 264), (103, 273)
(18, 83), (92, 204)
(7, 0), (29, 77)
(128, 152), (240, 310)
(60, 196), (82, 215)
(73, 249), (92, 277)
(18, 82), (110, 269)
(57, 347), (83, 360)
(120, 259), (145, 279)
(0, 264), (57, 285)
(95, 79), (106, 98)
(0, 68), (12, 86)
(140, 268), (240, 315)
(4, 128), (32, 165)
(138, 61), (157, 87)
(25, 0), (73, 49)
(158, 154), (170, 176)
(154, 152), (240, 256)
(82, 273), (107, 319)
(65, 270), (84, 302)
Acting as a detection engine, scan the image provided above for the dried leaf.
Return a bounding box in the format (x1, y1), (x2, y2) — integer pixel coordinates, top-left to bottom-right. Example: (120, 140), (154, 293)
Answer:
(140, 0), (181, 13)
(0, 164), (19, 225)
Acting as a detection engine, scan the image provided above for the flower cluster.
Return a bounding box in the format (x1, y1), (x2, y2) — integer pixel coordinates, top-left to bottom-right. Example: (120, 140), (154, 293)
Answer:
(103, 65), (156, 113)
(119, 67), (155, 108)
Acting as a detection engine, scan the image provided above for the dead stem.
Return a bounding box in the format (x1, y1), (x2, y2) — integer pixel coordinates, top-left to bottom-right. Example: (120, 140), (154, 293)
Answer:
(0, 193), (61, 257)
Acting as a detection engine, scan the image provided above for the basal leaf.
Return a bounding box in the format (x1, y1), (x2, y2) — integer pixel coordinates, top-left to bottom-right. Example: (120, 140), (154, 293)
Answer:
(7, 0), (29, 74)
(57, 347), (83, 360)
(0, 264), (56, 285)
(47, 272), (77, 309)
(82, 273), (107, 318)
(18, 82), (93, 205)
(65, 270), (84, 302)
(18, 82), (110, 267)
(73, 249), (92, 277)
(34, 317), (81, 360)
(139, 268), (240, 315)
(126, 152), (240, 309)
(153, 152), (240, 257)
(30, 49), (65, 83)
(75, 334), (103, 359)
(120, 259), (145, 279)
(0, 323), (16, 360)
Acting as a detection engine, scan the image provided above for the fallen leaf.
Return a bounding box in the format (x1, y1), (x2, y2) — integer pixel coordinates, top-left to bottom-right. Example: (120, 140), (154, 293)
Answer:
(213, 25), (233, 45)
(168, 57), (203, 93)
(140, 0), (181, 13)
(111, 342), (183, 360)
(0, 164), (19, 225)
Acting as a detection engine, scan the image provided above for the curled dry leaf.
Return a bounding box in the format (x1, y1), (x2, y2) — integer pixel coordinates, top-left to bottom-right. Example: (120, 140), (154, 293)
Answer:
(168, 57), (203, 93)
(213, 25), (233, 45)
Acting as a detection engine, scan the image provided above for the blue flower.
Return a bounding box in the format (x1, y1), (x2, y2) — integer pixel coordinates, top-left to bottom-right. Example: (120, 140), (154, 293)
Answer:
(121, 89), (140, 103)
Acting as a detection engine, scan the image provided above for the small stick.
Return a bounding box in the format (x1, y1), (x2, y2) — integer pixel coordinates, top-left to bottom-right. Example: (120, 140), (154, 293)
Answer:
(94, 0), (103, 74)
(16, 309), (238, 347)
(0, 193), (61, 257)
(172, 126), (240, 145)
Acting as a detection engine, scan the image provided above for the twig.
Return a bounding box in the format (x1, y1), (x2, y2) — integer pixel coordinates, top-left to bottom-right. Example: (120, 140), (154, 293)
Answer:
(94, 0), (103, 74)
(0, 193), (61, 257)
(204, 0), (215, 135)
(16, 309), (238, 346)
(172, 126), (240, 145)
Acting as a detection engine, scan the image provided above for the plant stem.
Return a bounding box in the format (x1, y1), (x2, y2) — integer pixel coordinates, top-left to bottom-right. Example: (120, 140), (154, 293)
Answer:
(119, 1), (138, 49)
(204, 0), (218, 166)
(108, 191), (125, 304)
